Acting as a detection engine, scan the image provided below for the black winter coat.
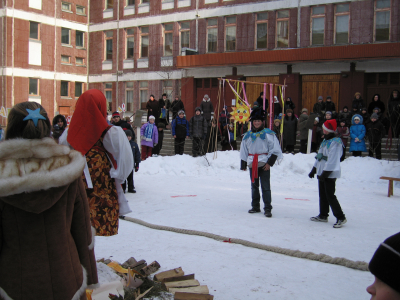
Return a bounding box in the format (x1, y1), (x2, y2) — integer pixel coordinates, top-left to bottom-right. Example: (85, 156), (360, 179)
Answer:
(283, 115), (297, 145)
(284, 99), (295, 112)
(200, 100), (214, 121)
(352, 98), (364, 112)
(313, 102), (325, 116)
(324, 101), (336, 113)
(114, 120), (135, 140)
(170, 100), (185, 115)
(366, 120), (386, 143)
(189, 114), (208, 138)
(146, 99), (160, 122)
(368, 99), (386, 115)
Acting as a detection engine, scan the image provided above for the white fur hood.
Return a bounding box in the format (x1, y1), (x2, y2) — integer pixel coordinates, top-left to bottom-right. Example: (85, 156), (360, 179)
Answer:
(0, 138), (85, 208)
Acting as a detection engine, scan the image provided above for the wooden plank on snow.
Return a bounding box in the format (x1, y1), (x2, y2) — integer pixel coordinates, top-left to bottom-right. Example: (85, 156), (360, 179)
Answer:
(154, 267), (184, 282)
(169, 286), (209, 294)
(174, 292), (214, 300)
(165, 279), (200, 290)
(163, 274), (195, 283)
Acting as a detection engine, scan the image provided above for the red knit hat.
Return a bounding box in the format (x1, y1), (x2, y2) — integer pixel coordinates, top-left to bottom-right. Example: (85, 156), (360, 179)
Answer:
(322, 119), (337, 133)
(112, 111), (120, 118)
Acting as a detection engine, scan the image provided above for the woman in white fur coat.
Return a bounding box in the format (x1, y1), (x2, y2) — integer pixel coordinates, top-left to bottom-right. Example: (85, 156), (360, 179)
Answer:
(0, 102), (98, 300)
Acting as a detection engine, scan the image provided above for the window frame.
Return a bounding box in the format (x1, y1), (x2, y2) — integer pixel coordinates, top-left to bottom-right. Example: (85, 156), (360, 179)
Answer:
(61, 55), (71, 64)
(75, 82), (83, 98)
(61, 2), (72, 12)
(61, 27), (71, 45)
(179, 22), (190, 52)
(164, 23), (174, 57)
(139, 81), (148, 104)
(105, 83), (113, 111)
(126, 0), (135, 6)
(374, 0), (391, 42)
(29, 21), (40, 40)
(125, 82), (134, 112)
(276, 10), (289, 48)
(60, 81), (70, 97)
(126, 28), (135, 59)
(207, 18), (218, 53)
(255, 12), (268, 50)
(224, 16), (237, 52)
(76, 5), (86, 15)
(310, 6), (325, 46)
(105, 0), (114, 10)
(140, 26), (149, 58)
(104, 31), (113, 61)
(76, 57), (85, 66)
(29, 78), (39, 96)
(76, 30), (84, 48)
(334, 3), (350, 44)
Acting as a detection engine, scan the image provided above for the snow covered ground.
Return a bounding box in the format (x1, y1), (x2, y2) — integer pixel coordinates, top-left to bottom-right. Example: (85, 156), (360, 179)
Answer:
(95, 152), (400, 300)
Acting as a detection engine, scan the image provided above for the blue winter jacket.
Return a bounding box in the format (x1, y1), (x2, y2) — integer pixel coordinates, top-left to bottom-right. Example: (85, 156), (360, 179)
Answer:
(172, 116), (190, 138)
(349, 114), (367, 152)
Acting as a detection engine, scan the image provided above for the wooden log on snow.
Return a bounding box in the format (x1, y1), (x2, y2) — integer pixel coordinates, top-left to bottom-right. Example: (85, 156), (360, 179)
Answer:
(163, 274), (195, 283)
(174, 292), (214, 300)
(169, 286), (209, 294)
(140, 261), (160, 276)
(165, 279), (200, 290)
(154, 267), (184, 282)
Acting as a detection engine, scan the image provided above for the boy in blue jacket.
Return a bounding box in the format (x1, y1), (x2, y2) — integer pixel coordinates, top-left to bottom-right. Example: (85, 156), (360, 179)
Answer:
(123, 130), (141, 193)
(171, 110), (190, 155)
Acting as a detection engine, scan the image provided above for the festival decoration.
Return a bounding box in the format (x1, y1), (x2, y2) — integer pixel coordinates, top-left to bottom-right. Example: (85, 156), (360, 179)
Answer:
(230, 103), (250, 124)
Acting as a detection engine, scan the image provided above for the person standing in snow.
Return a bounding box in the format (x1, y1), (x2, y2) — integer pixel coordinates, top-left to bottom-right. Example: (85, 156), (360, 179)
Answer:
(297, 108), (309, 154)
(349, 114), (367, 157)
(240, 108), (283, 218)
(171, 110), (190, 155)
(123, 130), (141, 193)
(140, 115), (158, 160)
(189, 107), (208, 157)
(152, 122), (165, 157)
(308, 119), (347, 228)
(366, 113), (386, 160)
(200, 94), (214, 124)
(336, 119), (349, 162)
(0, 101), (98, 299)
(282, 109), (297, 153)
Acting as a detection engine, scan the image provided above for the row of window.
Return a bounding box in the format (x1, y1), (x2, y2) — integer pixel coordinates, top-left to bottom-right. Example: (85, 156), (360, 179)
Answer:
(29, 79), (84, 98)
(105, 0), (148, 9)
(102, 0), (392, 62)
(29, 21), (85, 48)
(61, 2), (86, 15)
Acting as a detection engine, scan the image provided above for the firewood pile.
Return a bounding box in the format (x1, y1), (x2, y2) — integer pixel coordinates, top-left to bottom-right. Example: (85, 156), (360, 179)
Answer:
(89, 257), (214, 300)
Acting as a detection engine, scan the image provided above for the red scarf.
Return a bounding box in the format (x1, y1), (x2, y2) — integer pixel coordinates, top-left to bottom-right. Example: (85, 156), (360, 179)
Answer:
(68, 89), (109, 156)
(248, 153), (268, 183)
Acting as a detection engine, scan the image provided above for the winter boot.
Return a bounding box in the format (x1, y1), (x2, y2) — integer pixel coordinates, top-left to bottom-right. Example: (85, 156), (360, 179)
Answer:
(333, 218), (347, 228)
(248, 208), (261, 213)
(264, 210), (272, 218)
(128, 188), (136, 193)
(310, 215), (328, 222)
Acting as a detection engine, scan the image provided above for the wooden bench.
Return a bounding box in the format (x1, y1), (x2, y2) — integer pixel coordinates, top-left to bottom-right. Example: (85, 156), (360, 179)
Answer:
(380, 176), (400, 197)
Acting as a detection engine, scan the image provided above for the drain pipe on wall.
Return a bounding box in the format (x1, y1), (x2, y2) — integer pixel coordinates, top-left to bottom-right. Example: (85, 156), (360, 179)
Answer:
(87, 0), (90, 93)
(195, 0), (199, 51)
(116, 0), (120, 110)
(54, 0), (57, 115)
(297, 0), (301, 48)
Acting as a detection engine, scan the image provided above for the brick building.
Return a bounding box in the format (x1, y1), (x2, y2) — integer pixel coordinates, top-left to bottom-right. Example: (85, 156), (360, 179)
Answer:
(1, 0), (400, 127)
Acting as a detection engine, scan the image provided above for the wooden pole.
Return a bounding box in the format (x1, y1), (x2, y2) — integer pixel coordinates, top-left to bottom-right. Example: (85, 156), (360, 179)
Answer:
(219, 78), (286, 87)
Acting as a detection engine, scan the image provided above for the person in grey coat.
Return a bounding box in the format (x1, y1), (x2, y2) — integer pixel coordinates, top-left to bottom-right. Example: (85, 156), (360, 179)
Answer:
(200, 94), (214, 124)
(298, 108), (309, 153)
(283, 109), (297, 153)
(190, 107), (208, 157)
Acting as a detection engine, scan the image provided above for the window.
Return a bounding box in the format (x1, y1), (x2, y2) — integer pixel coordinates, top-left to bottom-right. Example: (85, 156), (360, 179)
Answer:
(276, 10), (289, 48)
(76, 31), (84, 47)
(375, 0), (390, 41)
(75, 82), (83, 97)
(180, 22), (190, 50)
(164, 24), (173, 56)
(105, 83), (113, 111)
(225, 16), (236, 51)
(126, 28), (134, 59)
(61, 28), (70, 45)
(105, 0), (113, 10)
(311, 6), (325, 45)
(127, 0), (134, 6)
(61, 55), (70, 64)
(126, 82), (134, 111)
(105, 31), (113, 60)
(139, 81), (148, 104)
(335, 4), (350, 44)
(207, 18), (218, 53)
(255, 12), (268, 49)
(29, 78), (39, 95)
(76, 5), (85, 15)
(76, 57), (85, 65)
(61, 81), (69, 97)
(30, 22), (40, 40)
(140, 27), (149, 58)
(61, 2), (71, 11)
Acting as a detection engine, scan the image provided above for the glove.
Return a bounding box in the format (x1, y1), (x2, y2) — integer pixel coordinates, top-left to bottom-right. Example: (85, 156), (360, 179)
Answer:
(308, 167), (317, 178)
(318, 171), (332, 181)
(240, 160), (247, 171)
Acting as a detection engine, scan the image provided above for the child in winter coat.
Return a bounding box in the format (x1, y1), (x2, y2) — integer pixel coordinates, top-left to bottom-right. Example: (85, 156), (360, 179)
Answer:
(311, 117), (322, 152)
(140, 115), (158, 160)
(152, 122), (165, 156)
(349, 114), (367, 157)
(171, 110), (190, 155)
(221, 123), (237, 151)
(308, 119), (347, 228)
(190, 107), (208, 157)
(273, 119), (282, 142)
(338, 106), (351, 126)
(336, 119), (349, 162)
(123, 130), (141, 193)
(0, 102), (98, 299)
(366, 113), (386, 160)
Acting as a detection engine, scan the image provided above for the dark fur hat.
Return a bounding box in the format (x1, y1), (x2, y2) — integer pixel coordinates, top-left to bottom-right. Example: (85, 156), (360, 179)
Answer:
(250, 107), (266, 121)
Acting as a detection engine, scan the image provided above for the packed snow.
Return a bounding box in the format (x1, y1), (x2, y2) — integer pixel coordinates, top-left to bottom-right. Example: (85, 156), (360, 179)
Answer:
(95, 151), (400, 299)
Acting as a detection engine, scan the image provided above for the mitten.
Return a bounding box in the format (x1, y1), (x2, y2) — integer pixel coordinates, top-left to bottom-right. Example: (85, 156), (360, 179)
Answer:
(308, 167), (317, 178)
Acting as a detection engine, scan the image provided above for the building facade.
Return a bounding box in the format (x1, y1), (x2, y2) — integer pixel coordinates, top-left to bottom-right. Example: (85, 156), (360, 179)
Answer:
(1, 0), (399, 127)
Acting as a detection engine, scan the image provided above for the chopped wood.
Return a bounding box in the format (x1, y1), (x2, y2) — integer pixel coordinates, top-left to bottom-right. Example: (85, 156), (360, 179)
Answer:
(154, 267), (184, 282)
(163, 274), (195, 283)
(134, 287), (153, 300)
(174, 292), (214, 300)
(140, 261), (161, 276)
(168, 286), (209, 294)
(165, 279), (200, 290)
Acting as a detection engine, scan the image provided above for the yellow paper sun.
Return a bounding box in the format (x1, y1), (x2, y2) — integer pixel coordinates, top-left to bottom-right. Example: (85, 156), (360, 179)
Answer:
(230, 104), (250, 124)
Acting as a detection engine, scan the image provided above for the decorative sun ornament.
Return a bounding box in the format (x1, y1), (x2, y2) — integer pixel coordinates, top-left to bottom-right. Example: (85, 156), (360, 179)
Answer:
(230, 104), (250, 124)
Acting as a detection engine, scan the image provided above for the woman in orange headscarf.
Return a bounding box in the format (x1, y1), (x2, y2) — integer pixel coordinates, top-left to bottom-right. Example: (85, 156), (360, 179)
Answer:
(60, 89), (133, 236)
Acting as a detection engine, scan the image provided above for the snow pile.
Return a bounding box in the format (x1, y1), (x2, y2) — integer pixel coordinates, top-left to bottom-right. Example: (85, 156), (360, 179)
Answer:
(96, 262), (122, 285)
